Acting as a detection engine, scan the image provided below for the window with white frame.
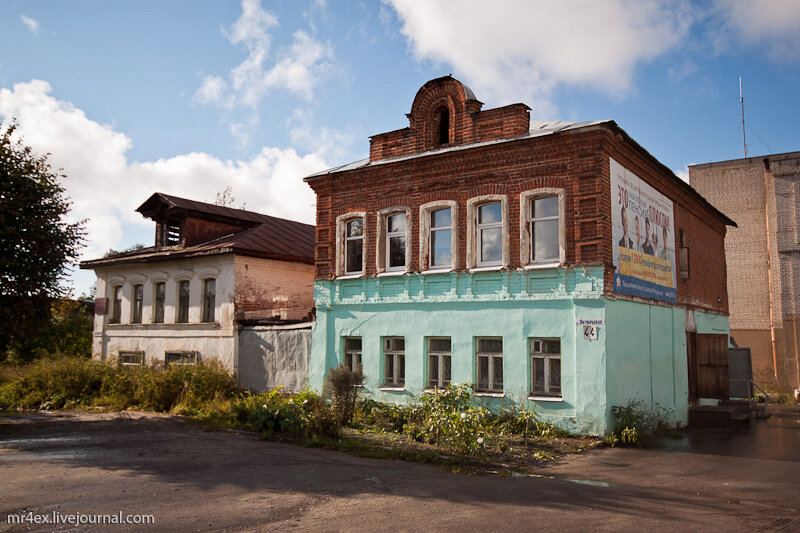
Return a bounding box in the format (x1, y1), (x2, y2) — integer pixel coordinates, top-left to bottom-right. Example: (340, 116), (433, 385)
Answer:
(476, 337), (503, 393)
(477, 202), (503, 266)
(177, 280), (190, 323)
(385, 213), (407, 272)
(383, 337), (405, 387)
(427, 337), (451, 389)
(530, 338), (561, 397)
(153, 282), (166, 323)
(110, 286), (122, 324)
(131, 284), (144, 323)
(202, 278), (216, 322)
(430, 208), (452, 268)
(345, 219), (364, 275)
(530, 196), (559, 263)
(343, 337), (362, 373)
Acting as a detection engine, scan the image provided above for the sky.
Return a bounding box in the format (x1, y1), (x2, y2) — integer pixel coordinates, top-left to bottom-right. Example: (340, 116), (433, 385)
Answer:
(1, 0), (799, 296)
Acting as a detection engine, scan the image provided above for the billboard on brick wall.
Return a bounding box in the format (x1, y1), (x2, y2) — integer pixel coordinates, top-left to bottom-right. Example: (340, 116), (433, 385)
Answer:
(610, 157), (677, 303)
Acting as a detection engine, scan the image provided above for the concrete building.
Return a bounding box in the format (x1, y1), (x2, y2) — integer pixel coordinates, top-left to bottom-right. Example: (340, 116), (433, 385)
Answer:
(691, 152), (800, 391)
(304, 77), (736, 436)
(80, 192), (315, 379)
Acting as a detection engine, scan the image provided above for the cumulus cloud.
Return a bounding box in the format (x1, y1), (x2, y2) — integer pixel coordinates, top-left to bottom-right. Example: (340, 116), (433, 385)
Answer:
(21, 15), (39, 35)
(709, 0), (800, 60)
(0, 80), (325, 274)
(387, 0), (693, 113)
(196, 0), (333, 108)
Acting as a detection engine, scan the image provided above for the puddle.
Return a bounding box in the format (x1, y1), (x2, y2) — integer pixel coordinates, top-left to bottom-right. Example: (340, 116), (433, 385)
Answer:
(565, 479), (611, 487)
(0, 434), (92, 446)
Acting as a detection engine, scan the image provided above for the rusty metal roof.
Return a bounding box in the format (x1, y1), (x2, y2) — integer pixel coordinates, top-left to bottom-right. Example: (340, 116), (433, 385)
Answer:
(81, 193), (315, 269)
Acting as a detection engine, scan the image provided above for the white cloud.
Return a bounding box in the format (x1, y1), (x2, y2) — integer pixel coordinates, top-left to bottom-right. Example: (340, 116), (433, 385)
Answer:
(0, 80), (326, 291)
(21, 15), (39, 35)
(387, 0), (693, 114)
(673, 166), (690, 183)
(709, 0), (800, 60)
(288, 108), (358, 162)
(196, 0), (333, 109)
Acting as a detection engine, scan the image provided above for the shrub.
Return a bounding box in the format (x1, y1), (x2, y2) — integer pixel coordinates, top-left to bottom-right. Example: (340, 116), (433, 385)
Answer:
(233, 388), (340, 439)
(324, 365), (364, 426)
(609, 399), (677, 447)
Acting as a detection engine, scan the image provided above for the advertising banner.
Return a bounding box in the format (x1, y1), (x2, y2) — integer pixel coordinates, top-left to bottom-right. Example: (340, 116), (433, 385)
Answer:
(610, 157), (677, 303)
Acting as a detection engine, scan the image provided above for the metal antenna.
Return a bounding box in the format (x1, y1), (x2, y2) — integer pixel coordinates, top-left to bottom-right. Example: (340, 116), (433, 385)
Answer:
(740, 76), (747, 157)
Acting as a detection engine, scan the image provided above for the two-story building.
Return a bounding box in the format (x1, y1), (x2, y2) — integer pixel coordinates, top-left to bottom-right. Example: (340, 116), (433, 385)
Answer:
(80, 192), (316, 375)
(304, 76), (736, 435)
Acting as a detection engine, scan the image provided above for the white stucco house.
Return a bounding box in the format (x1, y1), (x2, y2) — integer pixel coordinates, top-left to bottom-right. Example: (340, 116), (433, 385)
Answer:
(80, 193), (316, 376)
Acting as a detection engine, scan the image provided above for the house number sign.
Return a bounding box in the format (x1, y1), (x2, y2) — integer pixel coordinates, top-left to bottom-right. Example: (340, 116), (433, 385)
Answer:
(576, 319), (604, 340)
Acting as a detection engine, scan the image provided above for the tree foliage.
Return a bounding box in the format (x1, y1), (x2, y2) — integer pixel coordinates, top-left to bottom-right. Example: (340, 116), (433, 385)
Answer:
(0, 122), (85, 360)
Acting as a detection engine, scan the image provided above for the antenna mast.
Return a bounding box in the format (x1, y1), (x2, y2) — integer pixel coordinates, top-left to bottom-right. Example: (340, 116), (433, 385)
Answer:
(740, 76), (747, 157)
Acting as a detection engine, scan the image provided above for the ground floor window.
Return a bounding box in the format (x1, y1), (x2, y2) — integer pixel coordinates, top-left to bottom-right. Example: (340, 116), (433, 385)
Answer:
(118, 351), (144, 367)
(165, 351), (198, 366)
(530, 338), (561, 397)
(427, 337), (451, 389)
(383, 337), (405, 387)
(343, 337), (362, 373)
(476, 337), (503, 392)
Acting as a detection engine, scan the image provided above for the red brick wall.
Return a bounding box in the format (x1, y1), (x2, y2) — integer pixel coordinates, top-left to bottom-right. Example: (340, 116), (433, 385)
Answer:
(308, 125), (730, 314)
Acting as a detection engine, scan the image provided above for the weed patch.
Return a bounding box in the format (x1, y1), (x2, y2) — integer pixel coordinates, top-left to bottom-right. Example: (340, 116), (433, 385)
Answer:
(607, 399), (680, 447)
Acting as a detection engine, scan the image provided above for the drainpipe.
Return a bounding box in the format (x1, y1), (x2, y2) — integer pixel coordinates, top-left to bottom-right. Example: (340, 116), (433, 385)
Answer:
(763, 158), (778, 380)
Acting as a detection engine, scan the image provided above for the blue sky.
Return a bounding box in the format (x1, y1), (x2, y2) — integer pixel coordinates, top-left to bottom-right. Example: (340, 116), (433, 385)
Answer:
(1, 0), (798, 295)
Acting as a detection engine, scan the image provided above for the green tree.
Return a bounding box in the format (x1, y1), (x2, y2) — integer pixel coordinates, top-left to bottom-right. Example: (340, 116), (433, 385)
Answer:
(0, 122), (85, 361)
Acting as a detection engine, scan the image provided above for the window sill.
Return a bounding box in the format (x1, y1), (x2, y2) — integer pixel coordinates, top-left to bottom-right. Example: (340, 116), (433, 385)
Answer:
(377, 271), (406, 277)
(421, 268), (453, 275)
(524, 262), (560, 270)
(469, 265), (503, 273)
(474, 391), (505, 398)
(336, 273), (363, 280)
(378, 386), (405, 392)
(527, 395), (563, 402)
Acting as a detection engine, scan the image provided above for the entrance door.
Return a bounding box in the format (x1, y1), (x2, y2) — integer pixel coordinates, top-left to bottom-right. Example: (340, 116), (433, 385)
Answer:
(693, 333), (730, 399)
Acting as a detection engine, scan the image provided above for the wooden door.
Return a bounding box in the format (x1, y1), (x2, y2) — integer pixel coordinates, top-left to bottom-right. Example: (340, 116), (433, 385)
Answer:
(695, 334), (729, 399)
(686, 332), (697, 402)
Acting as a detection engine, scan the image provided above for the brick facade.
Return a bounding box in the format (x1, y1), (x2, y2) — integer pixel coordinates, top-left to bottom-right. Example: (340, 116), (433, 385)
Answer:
(307, 78), (732, 315)
(691, 153), (800, 389)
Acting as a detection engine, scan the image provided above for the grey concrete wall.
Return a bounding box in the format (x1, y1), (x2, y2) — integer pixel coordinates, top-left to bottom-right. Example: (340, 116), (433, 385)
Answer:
(237, 325), (311, 392)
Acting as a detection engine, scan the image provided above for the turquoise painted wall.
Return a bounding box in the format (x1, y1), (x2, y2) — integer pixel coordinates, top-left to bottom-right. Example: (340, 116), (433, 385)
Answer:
(310, 268), (730, 435)
(312, 268), (609, 435)
(604, 301), (730, 428)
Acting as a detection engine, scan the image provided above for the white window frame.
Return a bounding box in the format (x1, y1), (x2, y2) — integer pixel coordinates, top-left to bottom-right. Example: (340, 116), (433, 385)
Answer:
(343, 337), (362, 373)
(419, 200), (458, 272)
(475, 337), (503, 393)
(426, 337), (452, 389)
(336, 212), (367, 277)
(376, 207), (411, 274)
(520, 188), (566, 268)
(530, 338), (562, 398)
(382, 336), (405, 388)
(466, 195), (509, 270)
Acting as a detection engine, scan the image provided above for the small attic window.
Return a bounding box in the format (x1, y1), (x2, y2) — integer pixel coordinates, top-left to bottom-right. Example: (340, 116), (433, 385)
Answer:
(163, 219), (181, 246)
(437, 108), (450, 146)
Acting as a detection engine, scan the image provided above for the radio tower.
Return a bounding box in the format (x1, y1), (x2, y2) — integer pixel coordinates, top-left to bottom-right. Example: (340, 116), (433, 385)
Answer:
(740, 76), (747, 157)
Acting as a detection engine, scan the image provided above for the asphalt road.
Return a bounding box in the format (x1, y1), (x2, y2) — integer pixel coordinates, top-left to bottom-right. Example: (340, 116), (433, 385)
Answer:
(1, 409), (798, 532)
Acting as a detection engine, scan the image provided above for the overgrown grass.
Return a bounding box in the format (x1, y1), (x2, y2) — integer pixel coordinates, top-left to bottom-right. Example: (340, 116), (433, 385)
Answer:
(1, 357), (592, 469)
(606, 399), (681, 447)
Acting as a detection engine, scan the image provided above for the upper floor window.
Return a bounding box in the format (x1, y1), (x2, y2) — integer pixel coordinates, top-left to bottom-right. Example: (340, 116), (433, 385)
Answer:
(131, 284), (144, 323)
(153, 282), (166, 323)
(386, 213), (407, 272)
(679, 230), (690, 280)
(520, 189), (564, 267)
(163, 219), (181, 246)
(110, 286), (122, 324)
(420, 201), (457, 271)
(346, 219), (364, 275)
(177, 280), (190, 323)
(477, 202), (503, 266)
(202, 278), (216, 322)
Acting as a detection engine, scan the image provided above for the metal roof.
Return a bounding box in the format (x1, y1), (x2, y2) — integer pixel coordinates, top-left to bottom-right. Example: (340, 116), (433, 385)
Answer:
(81, 193), (315, 269)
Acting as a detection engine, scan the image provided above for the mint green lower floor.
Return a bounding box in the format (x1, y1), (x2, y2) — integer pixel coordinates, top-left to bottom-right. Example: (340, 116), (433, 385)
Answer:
(310, 274), (729, 436)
